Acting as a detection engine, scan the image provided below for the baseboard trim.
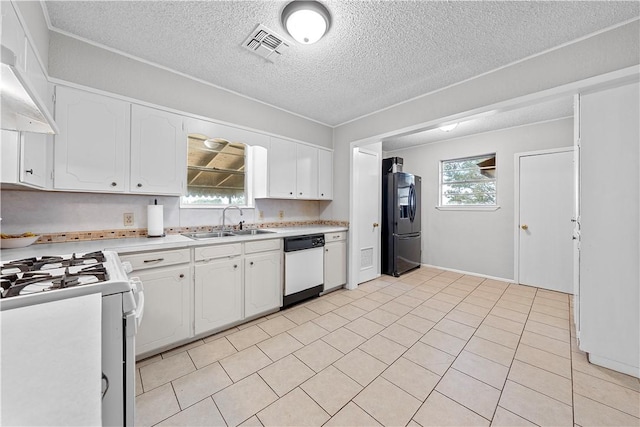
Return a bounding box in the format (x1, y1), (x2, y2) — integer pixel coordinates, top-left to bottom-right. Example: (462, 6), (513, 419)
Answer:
(421, 264), (513, 283)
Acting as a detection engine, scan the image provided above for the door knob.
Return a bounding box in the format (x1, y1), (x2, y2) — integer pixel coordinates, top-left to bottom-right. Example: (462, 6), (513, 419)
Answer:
(373, 223), (379, 228)
(521, 224), (528, 230)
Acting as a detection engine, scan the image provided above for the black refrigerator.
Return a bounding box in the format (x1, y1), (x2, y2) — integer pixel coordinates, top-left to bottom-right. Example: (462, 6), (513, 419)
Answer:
(382, 169), (422, 277)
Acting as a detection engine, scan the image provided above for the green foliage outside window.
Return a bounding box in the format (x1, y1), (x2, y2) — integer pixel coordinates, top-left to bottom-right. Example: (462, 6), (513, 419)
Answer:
(441, 154), (496, 205)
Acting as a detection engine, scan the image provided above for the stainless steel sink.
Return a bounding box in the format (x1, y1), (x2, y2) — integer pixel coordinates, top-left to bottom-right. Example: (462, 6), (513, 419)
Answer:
(181, 231), (235, 240)
(231, 229), (276, 236)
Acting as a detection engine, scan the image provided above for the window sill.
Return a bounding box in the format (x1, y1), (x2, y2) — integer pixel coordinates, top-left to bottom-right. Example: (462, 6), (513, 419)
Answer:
(436, 205), (500, 212)
(179, 204), (254, 210)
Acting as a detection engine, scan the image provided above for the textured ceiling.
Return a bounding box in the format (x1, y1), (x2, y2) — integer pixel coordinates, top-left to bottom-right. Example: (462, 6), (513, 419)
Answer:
(44, 1), (638, 126)
(382, 96), (574, 152)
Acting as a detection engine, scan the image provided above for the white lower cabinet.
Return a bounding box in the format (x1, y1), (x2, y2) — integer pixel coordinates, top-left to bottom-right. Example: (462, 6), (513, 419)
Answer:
(324, 232), (347, 291)
(194, 257), (243, 335)
(245, 251), (281, 318)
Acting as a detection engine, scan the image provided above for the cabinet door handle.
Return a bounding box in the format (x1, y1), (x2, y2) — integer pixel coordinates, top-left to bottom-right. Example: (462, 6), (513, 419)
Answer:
(137, 183), (142, 187)
(234, 264), (238, 269)
(299, 192), (303, 195)
(179, 274), (184, 278)
(321, 193), (324, 196)
(143, 258), (164, 263)
(250, 261), (254, 266)
(25, 169), (33, 174)
(289, 192), (293, 195)
(325, 248), (329, 252)
(111, 182), (117, 187)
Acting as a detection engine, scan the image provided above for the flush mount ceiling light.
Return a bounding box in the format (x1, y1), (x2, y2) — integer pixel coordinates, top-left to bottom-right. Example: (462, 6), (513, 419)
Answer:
(439, 123), (459, 132)
(281, 1), (331, 44)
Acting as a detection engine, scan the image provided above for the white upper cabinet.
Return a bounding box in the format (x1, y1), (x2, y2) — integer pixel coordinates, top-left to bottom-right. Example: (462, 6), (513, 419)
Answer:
(130, 104), (185, 195)
(24, 42), (52, 116)
(317, 149), (333, 200)
(268, 137), (297, 198)
(1, 130), (52, 189)
(296, 143), (318, 199)
(54, 86), (130, 192)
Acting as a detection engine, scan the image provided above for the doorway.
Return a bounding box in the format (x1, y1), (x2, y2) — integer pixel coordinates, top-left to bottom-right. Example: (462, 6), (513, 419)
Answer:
(515, 147), (574, 293)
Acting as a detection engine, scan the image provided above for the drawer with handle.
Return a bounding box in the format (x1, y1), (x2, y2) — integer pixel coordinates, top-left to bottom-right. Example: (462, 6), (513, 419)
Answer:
(119, 248), (190, 271)
(324, 232), (346, 242)
(195, 243), (242, 262)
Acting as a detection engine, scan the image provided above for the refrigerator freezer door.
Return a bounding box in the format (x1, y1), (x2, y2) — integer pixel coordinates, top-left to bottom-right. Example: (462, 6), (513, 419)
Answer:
(394, 233), (421, 276)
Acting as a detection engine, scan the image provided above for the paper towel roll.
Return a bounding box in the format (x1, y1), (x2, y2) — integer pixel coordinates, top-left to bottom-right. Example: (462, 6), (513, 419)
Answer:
(147, 204), (164, 237)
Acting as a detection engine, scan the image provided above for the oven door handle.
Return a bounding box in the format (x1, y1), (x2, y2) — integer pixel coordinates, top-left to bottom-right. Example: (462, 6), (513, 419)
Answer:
(126, 278), (145, 337)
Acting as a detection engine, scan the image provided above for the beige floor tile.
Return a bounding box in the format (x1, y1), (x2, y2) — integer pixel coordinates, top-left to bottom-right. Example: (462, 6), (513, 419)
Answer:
(162, 340), (205, 359)
(140, 352), (196, 391)
(258, 354), (314, 397)
(354, 377), (421, 427)
(238, 415), (263, 426)
(457, 301), (491, 317)
(350, 297), (383, 312)
(333, 348), (388, 386)
(436, 368), (501, 419)
(157, 397), (226, 427)
(282, 306), (320, 325)
(344, 317), (385, 339)
(391, 281), (418, 291)
(464, 295), (497, 309)
(472, 289), (501, 302)
(226, 325), (271, 351)
(435, 318), (477, 340)
(515, 344), (571, 379)
(573, 393), (640, 427)
(324, 402), (382, 426)
(422, 298), (457, 313)
(137, 354), (162, 369)
(494, 300), (531, 315)
(399, 275), (426, 286)
(135, 383), (181, 427)
(499, 293), (534, 307)
(288, 321), (329, 345)
(364, 308), (400, 327)
(536, 290), (568, 302)
(482, 314), (525, 335)
(172, 361), (233, 409)
(136, 369), (143, 396)
(301, 365), (362, 415)
(441, 286), (471, 298)
(528, 311), (569, 329)
(382, 356), (440, 400)
(508, 360), (572, 405)
(531, 302), (570, 319)
(452, 350), (509, 390)
(413, 391), (490, 426)
(220, 346), (272, 382)
(445, 309), (484, 328)
(525, 320), (570, 342)
(490, 306), (529, 324)
(474, 323), (521, 349)
(411, 305), (447, 322)
(312, 312), (350, 331)
(520, 330), (570, 358)
(358, 334), (407, 364)
(405, 289), (436, 302)
(572, 351), (640, 392)
(322, 327), (367, 353)
(188, 337), (238, 369)
(404, 342), (455, 376)
(333, 304), (368, 321)
(379, 323), (423, 347)
(573, 370), (640, 417)
(465, 336), (515, 367)
(506, 284), (537, 297)
(499, 380), (573, 426)
(324, 292), (354, 307)
(379, 300), (414, 316)
(491, 406), (537, 426)
(294, 339), (343, 372)
(256, 332), (303, 361)
(432, 291), (464, 305)
(394, 294), (425, 308)
(203, 326), (241, 343)
(305, 299), (339, 315)
(347, 288), (373, 299)
(257, 315), (297, 336)
(365, 291), (396, 304)
(396, 313), (436, 333)
(421, 328), (467, 356)
(213, 374), (277, 427)
(257, 387), (330, 426)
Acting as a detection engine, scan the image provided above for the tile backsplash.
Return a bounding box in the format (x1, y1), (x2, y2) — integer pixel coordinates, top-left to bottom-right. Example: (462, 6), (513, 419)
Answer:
(0, 190), (337, 237)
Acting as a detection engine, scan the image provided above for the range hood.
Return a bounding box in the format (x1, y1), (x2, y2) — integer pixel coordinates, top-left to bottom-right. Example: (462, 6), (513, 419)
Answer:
(1, 45), (58, 134)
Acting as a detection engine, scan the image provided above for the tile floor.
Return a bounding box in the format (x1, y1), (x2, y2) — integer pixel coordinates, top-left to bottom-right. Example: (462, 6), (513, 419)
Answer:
(134, 267), (640, 427)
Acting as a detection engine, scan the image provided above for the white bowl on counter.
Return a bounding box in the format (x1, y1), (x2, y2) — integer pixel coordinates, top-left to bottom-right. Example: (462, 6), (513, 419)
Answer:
(1, 235), (41, 249)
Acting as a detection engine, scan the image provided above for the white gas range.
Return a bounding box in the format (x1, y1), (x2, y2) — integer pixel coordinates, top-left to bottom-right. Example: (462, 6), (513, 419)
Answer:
(0, 250), (144, 426)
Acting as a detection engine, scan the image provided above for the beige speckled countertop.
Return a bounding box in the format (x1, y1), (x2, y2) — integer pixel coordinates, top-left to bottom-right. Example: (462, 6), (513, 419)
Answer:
(0, 226), (348, 260)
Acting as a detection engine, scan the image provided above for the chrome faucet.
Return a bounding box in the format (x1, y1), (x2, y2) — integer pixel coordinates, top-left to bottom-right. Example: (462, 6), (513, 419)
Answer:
(222, 205), (243, 231)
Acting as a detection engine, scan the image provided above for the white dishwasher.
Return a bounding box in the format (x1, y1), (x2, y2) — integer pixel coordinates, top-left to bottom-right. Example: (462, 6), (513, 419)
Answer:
(283, 234), (325, 307)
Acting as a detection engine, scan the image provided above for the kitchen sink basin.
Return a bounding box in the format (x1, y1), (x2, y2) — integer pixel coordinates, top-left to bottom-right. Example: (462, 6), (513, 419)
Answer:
(182, 231), (235, 240)
(231, 229), (276, 236)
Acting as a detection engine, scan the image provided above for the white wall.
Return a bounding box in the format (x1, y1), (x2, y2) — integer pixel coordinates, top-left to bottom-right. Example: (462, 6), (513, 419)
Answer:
(0, 191), (320, 234)
(47, 32), (333, 149)
(385, 118), (573, 279)
(13, 1), (50, 71)
(328, 21), (640, 222)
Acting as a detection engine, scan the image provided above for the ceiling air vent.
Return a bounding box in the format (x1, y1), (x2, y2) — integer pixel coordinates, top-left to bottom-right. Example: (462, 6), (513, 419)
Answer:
(242, 24), (290, 62)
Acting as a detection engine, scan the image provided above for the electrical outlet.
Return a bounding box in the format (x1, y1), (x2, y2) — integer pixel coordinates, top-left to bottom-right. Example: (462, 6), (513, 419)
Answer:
(123, 213), (134, 226)
(258, 210), (264, 220)
(278, 210), (284, 219)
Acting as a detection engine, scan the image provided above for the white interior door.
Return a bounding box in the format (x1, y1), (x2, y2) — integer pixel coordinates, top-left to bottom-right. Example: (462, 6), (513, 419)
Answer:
(518, 149), (574, 293)
(355, 147), (381, 285)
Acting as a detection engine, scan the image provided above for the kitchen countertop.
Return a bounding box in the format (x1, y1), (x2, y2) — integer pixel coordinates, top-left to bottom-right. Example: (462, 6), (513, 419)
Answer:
(0, 225), (348, 260)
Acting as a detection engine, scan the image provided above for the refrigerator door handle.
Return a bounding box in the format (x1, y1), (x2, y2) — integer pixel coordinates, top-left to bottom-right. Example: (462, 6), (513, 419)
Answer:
(408, 183), (416, 222)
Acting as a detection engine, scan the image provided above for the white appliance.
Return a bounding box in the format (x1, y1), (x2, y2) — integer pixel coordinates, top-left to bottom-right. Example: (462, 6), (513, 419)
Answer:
(0, 250), (144, 425)
(283, 234), (324, 307)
